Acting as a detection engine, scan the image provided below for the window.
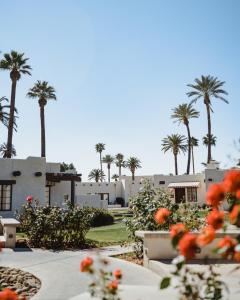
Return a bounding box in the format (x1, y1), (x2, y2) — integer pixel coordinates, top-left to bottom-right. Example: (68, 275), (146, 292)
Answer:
(0, 185), (12, 211)
(187, 187), (197, 202)
(159, 181), (165, 185)
(98, 193), (109, 202)
(45, 186), (51, 206)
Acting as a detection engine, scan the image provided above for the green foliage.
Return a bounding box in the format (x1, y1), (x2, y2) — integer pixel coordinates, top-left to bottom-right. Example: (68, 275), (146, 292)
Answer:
(60, 162), (75, 172)
(17, 201), (93, 249)
(160, 277), (171, 289)
(87, 208), (114, 227)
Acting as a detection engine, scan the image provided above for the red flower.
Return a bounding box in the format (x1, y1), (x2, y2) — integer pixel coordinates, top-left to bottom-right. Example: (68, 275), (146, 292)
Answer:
(217, 236), (237, 259)
(154, 208), (171, 225)
(0, 288), (18, 300)
(114, 269), (122, 280)
(206, 183), (225, 207)
(197, 226), (215, 246)
(233, 251), (240, 262)
(80, 257), (93, 272)
(26, 195), (33, 203)
(223, 170), (240, 194)
(170, 223), (188, 238)
(236, 190), (240, 200)
(229, 204), (240, 225)
(178, 233), (198, 260)
(107, 280), (118, 291)
(206, 209), (224, 230)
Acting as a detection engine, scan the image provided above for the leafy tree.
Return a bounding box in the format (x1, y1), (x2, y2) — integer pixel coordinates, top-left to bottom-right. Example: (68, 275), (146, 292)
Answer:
(203, 134), (217, 149)
(102, 154), (114, 182)
(115, 153), (125, 177)
(126, 157), (141, 181)
(0, 51), (31, 157)
(171, 103), (199, 174)
(0, 143), (16, 158)
(111, 174), (119, 181)
(190, 137), (199, 174)
(27, 81), (56, 157)
(88, 169), (105, 182)
(187, 75), (228, 163)
(95, 143), (105, 182)
(60, 162), (75, 172)
(162, 134), (187, 175)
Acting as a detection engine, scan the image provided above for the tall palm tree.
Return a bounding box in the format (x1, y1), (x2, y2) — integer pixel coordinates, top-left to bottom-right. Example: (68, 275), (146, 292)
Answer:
(88, 169), (105, 182)
(187, 75), (228, 163)
(102, 154), (114, 182)
(162, 134), (187, 175)
(0, 51), (31, 158)
(203, 134), (217, 158)
(0, 97), (18, 137)
(95, 143), (105, 182)
(0, 143), (16, 158)
(27, 81), (56, 157)
(190, 137), (199, 174)
(171, 103), (199, 174)
(126, 157), (141, 181)
(115, 153), (125, 177)
(111, 174), (119, 181)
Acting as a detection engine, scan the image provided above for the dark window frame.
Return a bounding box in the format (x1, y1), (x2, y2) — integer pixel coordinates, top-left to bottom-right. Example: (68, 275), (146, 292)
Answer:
(0, 184), (13, 211)
(45, 185), (51, 206)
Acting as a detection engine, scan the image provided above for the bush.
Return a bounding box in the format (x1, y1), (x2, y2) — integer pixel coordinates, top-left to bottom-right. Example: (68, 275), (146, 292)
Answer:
(115, 197), (125, 207)
(88, 208), (114, 227)
(17, 201), (93, 249)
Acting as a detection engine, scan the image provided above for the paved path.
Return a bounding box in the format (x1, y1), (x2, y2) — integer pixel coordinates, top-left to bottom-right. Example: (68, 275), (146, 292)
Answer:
(0, 247), (160, 300)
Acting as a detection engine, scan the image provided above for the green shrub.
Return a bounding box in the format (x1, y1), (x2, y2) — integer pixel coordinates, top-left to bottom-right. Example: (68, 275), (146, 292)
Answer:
(90, 209), (114, 227)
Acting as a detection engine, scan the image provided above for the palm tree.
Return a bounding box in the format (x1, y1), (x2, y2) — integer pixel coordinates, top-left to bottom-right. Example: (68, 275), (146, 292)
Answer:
(190, 137), (199, 174)
(187, 75), (228, 163)
(95, 143), (105, 182)
(162, 134), (187, 175)
(112, 174), (119, 181)
(0, 51), (31, 158)
(0, 97), (18, 135)
(88, 169), (105, 182)
(203, 134), (217, 156)
(115, 153), (125, 177)
(27, 81), (56, 157)
(102, 154), (114, 182)
(171, 103), (199, 174)
(126, 157), (141, 181)
(0, 143), (16, 158)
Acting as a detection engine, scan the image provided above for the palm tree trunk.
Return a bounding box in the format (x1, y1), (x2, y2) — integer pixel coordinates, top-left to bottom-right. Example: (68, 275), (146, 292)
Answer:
(119, 165), (121, 177)
(192, 146), (195, 174)
(6, 79), (17, 158)
(186, 124), (191, 174)
(40, 104), (46, 157)
(100, 152), (103, 182)
(205, 103), (212, 163)
(132, 170), (135, 181)
(108, 165), (110, 183)
(174, 154), (178, 175)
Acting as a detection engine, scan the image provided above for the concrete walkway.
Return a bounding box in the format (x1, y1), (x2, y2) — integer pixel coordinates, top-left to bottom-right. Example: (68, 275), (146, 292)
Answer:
(0, 247), (160, 300)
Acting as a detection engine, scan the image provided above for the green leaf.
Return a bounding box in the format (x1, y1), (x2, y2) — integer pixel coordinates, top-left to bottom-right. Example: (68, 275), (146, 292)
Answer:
(160, 277), (171, 289)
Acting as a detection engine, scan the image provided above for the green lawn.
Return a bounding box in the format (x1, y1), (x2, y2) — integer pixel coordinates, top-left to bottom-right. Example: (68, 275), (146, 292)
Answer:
(86, 221), (129, 246)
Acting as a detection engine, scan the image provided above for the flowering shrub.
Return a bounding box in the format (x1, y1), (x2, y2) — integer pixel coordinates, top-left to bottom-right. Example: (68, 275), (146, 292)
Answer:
(156, 170), (240, 300)
(17, 200), (93, 248)
(0, 288), (19, 300)
(80, 256), (122, 300)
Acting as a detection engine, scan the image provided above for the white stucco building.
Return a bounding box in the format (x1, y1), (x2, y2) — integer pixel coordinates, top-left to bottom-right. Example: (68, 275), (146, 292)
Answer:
(0, 157), (237, 217)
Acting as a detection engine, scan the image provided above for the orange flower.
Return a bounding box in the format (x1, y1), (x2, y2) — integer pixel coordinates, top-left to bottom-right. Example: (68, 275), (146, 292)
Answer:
(154, 208), (171, 225)
(107, 280), (118, 291)
(217, 236), (237, 258)
(229, 204), (240, 225)
(0, 288), (18, 300)
(178, 233), (198, 260)
(223, 170), (240, 194)
(206, 183), (225, 207)
(236, 190), (240, 199)
(233, 251), (240, 262)
(206, 209), (224, 230)
(80, 257), (93, 272)
(170, 223), (188, 238)
(114, 269), (122, 280)
(197, 226), (215, 246)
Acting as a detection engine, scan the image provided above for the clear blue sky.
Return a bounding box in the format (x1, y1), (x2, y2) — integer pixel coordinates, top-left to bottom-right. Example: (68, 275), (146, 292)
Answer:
(0, 0), (239, 180)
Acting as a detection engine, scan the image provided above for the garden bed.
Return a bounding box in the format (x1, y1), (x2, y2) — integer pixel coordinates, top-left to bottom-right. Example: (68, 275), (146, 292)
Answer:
(0, 266), (41, 299)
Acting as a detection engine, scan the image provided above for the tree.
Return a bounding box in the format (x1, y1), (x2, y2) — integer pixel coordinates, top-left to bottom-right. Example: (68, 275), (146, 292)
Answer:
(171, 103), (199, 174)
(0, 51), (31, 158)
(27, 81), (56, 157)
(162, 134), (187, 175)
(0, 97), (18, 138)
(115, 153), (125, 177)
(126, 157), (141, 181)
(95, 143), (105, 182)
(88, 169), (105, 182)
(190, 137), (199, 174)
(60, 162), (76, 172)
(0, 143), (16, 158)
(187, 75), (228, 163)
(203, 134), (217, 153)
(102, 154), (114, 182)
(111, 174), (119, 181)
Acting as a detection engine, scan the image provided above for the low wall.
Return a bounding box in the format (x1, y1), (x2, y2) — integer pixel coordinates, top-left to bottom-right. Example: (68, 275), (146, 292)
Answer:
(136, 230), (240, 267)
(75, 195), (108, 209)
